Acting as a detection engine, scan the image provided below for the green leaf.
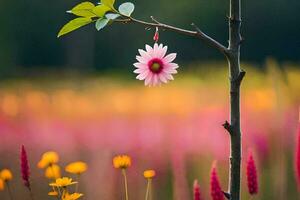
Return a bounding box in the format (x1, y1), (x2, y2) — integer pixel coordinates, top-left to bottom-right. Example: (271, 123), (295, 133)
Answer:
(68, 2), (96, 17)
(101, 0), (115, 9)
(118, 2), (134, 16)
(93, 5), (111, 17)
(95, 18), (110, 30)
(105, 13), (120, 20)
(58, 17), (92, 38)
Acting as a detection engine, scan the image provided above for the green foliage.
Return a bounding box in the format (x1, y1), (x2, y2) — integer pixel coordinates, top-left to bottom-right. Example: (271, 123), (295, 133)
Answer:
(118, 2), (135, 17)
(58, 0), (135, 37)
(67, 2), (96, 17)
(101, 0), (116, 9)
(57, 17), (92, 38)
(93, 5), (111, 17)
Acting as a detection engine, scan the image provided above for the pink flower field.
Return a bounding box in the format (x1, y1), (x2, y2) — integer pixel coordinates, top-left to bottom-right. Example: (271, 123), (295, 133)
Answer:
(0, 61), (299, 199)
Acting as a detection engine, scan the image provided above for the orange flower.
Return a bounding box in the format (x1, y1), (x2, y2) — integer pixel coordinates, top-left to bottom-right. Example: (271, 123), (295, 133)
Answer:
(143, 170), (155, 179)
(113, 155), (131, 169)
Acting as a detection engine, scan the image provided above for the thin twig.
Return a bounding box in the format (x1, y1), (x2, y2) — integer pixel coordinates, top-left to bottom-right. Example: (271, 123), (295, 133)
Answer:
(115, 16), (228, 56)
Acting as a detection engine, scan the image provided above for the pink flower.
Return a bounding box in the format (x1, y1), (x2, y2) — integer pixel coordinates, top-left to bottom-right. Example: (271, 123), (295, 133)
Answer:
(296, 122), (300, 189)
(134, 43), (179, 86)
(193, 179), (202, 200)
(246, 150), (258, 195)
(20, 145), (31, 189)
(210, 162), (224, 200)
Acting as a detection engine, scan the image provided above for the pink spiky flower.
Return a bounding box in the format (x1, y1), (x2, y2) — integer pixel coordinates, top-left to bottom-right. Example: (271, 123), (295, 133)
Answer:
(20, 145), (31, 189)
(296, 112), (300, 189)
(246, 150), (258, 195)
(210, 162), (224, 200)
(134, 43), (179, 86)
(193, 179), (202, 200)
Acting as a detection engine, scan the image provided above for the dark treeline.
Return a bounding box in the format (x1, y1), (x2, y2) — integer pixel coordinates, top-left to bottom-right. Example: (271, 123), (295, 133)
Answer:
(0, 0), (299, 76)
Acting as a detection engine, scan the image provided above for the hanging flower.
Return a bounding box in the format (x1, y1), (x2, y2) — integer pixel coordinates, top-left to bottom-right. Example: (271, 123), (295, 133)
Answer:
(134, 43), (179, 86)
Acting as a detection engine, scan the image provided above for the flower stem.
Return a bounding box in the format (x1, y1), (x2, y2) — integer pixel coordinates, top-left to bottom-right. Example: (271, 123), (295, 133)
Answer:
(122, 169), (129, 200)
(6, 182), (14, 200)
(145, 179), (152, 200)
(28, 188), (35, 200)
(76, 174), (80, 192)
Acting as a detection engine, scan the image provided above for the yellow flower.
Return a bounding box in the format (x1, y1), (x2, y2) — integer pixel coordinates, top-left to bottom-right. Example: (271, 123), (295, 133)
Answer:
(38, 151), (59, 168)
(113, 155), (131, 169)
(49, 177), (77, 187)
(62, 193), (83, 200)
(143, 170), (156, 179)
(45, 164), (61, 179)
(0, 179), (4, 191)
(0, 169), (13, 181)
(65, 162), (87, 175)
(48, 191), (58, 196)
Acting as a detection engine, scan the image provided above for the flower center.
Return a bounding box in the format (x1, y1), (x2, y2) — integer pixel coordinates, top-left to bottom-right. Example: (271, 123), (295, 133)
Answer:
(148, 58), (163, 73)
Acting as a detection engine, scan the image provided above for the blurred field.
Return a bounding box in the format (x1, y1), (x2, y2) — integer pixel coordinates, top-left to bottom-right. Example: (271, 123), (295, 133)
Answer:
(0, 60), (299, 200)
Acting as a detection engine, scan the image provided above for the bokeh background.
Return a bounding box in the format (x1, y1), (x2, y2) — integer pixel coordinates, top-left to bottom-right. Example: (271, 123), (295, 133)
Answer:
(0, 0), (300, 199)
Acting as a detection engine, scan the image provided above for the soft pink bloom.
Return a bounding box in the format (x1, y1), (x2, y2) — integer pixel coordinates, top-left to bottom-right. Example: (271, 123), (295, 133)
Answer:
(193, 179), (202, 200)
(296, 122), (300, 189)
(20, 145), (31, 189)
(210, 162), (224, 200)
(133, 43), (179, 86)
(246, 150), (258, 195)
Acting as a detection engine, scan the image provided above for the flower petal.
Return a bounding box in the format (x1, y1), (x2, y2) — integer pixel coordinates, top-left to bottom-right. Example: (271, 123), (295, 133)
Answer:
(133, 68), (147, 74)
(136, 56), (148, 64)
(152, 75), (159, 86)
(145, 73), (155, 86)
(158, 73), (168, 83)
(163, 53), (177, 63)
(145, 45), (153, 56)
(136, 70), (149, 80)
(165, 63), (179, 69)
(163, 68), (177, 74)
(138, 49), (152, 60)
(158, 46), (168, 58)
(153, 43), (159, 51)
(133, 62), (147, 69)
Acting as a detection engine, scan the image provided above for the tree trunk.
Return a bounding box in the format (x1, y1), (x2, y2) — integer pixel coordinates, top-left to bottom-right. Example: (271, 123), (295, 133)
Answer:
(226, 0), (245, 199)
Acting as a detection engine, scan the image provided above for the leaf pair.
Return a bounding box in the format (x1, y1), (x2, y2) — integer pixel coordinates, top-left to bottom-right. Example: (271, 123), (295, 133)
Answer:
(58, 1), (135, 37)
(58, 1), (112, 37)
(94, 2), (135, 30)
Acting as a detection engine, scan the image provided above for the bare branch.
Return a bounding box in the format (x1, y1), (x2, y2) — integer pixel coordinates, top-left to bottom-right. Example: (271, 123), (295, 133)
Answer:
(115, 16), (228, 56)
(191, 23), (229, 56)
